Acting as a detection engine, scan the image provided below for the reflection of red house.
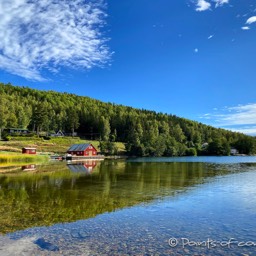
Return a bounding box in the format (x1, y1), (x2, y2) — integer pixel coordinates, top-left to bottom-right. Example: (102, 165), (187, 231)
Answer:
(22, 164), (36, 171)
(67, 161), (97, 174)
(84, 161), (97, 172)
(22, 147), (36, 154)
(67, 144), (97, 156)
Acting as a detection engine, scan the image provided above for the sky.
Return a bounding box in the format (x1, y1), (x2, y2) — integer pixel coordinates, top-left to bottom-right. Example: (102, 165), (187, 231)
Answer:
(0, 0), (256, 135)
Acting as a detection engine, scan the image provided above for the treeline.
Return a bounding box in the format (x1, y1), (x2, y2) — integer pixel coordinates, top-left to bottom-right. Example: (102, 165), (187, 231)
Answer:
(0, 82), (255, 156)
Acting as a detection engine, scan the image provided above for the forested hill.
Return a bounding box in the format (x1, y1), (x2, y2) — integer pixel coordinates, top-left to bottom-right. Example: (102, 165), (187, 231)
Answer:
(0, 82), (255, 156)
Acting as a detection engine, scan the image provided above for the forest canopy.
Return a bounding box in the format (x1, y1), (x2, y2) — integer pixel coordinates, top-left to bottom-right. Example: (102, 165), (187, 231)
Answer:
(0, 82), (255, 156)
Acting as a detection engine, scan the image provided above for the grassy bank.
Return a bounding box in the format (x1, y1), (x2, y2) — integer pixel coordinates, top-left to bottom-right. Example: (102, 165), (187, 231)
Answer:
(0, 153), (49, 165)
(0, 136), (126, 155)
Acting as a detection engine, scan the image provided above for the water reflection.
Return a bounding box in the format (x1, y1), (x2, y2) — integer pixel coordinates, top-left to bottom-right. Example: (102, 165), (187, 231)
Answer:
(0, 160), (254, 234)
(67, 160), (97, 174)
(21, 164), (37, 171)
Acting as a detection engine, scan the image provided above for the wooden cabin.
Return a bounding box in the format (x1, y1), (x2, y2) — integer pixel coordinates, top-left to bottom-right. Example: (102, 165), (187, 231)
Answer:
(22, 147), (36, 154)
(67, 143), (97, 156)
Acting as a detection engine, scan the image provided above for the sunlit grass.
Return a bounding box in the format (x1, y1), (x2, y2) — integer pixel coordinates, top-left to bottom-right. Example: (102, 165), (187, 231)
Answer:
(0, 154), (49, 164)
(0, 137), (126, 154)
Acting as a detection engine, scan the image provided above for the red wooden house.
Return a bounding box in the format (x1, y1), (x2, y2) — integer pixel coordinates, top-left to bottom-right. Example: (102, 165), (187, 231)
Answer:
(22, 147), (36, 154)
(67, 143), (97, 156)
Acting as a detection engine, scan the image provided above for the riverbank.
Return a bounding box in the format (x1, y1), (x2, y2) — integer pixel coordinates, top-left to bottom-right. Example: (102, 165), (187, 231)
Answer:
(0, 152), (49, 165)
(0, 136), (126, 155)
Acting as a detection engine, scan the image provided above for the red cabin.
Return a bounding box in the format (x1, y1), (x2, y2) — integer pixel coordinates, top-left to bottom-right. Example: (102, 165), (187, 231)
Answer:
(67, 143), (97, 156)
(22, 147), (37, 154)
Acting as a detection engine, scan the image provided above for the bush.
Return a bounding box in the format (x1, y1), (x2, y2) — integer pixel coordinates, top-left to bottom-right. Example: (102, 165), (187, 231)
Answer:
(185, 148), (197, 156)
(3, 135), (11, 141)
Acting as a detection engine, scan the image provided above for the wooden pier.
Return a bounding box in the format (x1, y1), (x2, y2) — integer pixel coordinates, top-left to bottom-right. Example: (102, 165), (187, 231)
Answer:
(64, 155), (105, 161)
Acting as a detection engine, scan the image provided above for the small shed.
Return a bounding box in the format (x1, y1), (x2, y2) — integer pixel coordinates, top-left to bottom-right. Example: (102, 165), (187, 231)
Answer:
(22, 147), (37, 154)
(67, 143), (97, 156)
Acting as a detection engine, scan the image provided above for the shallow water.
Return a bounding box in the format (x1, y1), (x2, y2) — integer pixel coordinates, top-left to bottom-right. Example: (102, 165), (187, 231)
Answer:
(0, 156), (256, 255)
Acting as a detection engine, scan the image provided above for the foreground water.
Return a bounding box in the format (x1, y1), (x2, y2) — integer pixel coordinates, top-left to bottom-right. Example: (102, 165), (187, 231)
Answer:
(0, 157), (256, 255)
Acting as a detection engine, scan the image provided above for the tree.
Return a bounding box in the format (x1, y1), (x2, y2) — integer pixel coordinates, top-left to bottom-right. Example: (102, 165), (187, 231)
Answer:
(66, 109), (80, 136)
(0, 97), (8, 140)
(32, 103), (49, 135)
(185, 148), (197, 156)
(207, 138), (230, 156)
(99, 141), (117, 155)
(234, 137), (256, 155)
(172, 124), (186, 143)
(17, 106), (31, 128)
(100, 117), (111, 141)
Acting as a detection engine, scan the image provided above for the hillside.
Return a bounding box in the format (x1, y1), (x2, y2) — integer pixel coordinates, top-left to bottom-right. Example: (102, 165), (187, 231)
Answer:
(0, 82), (255, 156)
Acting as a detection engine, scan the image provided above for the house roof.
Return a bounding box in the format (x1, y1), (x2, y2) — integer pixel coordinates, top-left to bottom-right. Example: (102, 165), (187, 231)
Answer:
(67, 144), (92, 152)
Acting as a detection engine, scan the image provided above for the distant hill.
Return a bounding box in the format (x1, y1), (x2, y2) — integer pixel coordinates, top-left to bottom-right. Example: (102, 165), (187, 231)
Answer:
(0, 82), (255, 156)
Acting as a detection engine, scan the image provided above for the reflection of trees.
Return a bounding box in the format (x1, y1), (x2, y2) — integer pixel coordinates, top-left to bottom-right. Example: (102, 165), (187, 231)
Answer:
(0, 161), (246, 234)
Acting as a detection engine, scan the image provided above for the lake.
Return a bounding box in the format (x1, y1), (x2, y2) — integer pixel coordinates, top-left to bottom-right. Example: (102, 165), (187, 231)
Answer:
(0, 156), (256, 255)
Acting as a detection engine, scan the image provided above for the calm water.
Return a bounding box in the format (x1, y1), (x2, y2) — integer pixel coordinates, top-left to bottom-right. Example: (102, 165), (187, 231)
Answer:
(0, 157), (256, 255)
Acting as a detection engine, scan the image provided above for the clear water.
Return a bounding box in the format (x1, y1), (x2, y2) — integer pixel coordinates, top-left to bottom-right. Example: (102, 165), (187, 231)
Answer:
(0, 156), (256, 255)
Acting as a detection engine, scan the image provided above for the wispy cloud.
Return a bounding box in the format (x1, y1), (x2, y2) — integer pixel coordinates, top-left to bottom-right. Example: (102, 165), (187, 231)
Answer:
(195, 0), (211, 12)
(0, 0), (111, 81)
(241, 16), (256, 31)
(199, 103), (256, 135)
(213, 0), (229, 8)
(194, 0), (230, 12)
(228, 126), (256, 136)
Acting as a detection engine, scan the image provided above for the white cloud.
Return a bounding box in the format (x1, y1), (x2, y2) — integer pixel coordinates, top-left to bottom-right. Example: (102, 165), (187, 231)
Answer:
(241, 26), (250, 30)
(0, 0), (110, 81)
(246, 16), (256, 24)
(194, 0), (230, 12)
(228, 127), (256, 135)
(199, 103), (256, 135)
(213, 0), (229, 8)
(208, 35), (214, 39)
(195, 0), (211, 12)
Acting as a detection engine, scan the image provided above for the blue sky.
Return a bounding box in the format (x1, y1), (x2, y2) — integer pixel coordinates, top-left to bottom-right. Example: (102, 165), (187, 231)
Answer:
(0, 0), (256, 135)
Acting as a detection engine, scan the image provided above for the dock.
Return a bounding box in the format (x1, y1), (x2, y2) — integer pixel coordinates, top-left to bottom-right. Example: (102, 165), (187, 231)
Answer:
(64, 155), (105, 161)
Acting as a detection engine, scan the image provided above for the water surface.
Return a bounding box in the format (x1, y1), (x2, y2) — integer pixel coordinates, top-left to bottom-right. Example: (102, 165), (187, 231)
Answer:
(0, 156), (255, 255)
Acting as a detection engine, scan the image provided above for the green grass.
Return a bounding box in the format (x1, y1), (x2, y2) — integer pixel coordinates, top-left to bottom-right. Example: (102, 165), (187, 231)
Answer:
(0, 153), (49, 165)
(0, 136), (126, 155)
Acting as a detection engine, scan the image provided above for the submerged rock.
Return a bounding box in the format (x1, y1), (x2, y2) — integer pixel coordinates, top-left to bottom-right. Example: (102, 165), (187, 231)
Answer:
(34, 238), (59, 251)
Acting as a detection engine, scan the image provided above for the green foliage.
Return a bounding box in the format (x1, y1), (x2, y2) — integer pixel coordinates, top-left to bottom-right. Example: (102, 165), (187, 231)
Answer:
(207, 138), (230, 156)
(0, 82), (255, 156)
(99, 141), (118, 155)
(100, 117), (111, 141)
(185, 148), (197, 156)
(233, 136), (256, 155)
